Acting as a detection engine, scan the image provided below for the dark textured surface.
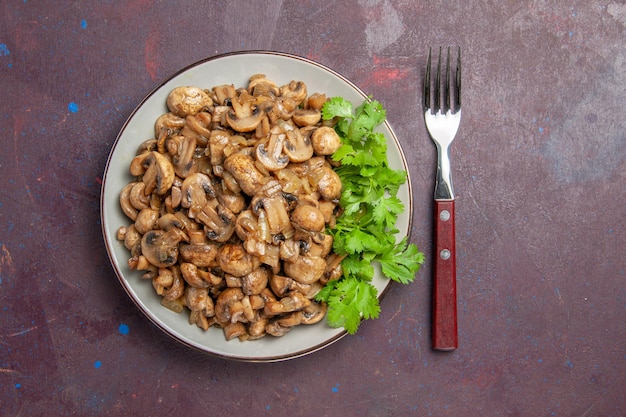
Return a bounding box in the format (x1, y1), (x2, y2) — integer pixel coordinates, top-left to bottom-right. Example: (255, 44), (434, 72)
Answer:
(1, 1), (625, 416)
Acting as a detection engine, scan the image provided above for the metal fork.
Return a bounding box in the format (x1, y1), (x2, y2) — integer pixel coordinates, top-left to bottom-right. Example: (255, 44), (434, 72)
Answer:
(424, 46), (461, 351)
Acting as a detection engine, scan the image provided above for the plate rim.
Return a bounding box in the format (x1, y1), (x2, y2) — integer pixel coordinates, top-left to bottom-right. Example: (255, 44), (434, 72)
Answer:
(100, 50), (413, 362)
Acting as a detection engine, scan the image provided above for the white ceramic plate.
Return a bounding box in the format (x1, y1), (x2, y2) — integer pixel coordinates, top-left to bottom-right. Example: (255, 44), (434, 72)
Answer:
(101, 51), (413, 362)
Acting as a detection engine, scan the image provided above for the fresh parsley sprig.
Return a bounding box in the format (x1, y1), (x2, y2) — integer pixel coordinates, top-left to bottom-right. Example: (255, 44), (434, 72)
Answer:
(316, 97), (425, 334)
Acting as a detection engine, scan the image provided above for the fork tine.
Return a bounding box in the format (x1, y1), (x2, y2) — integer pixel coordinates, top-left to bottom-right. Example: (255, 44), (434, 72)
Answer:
(456, 46), (462, 111)
(444, 46), (451, 113)
(435, 46), (442, 113)
(424, 47), (432, 112)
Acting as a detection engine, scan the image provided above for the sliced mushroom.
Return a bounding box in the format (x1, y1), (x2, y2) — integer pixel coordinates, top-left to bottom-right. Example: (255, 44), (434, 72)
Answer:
(172, 134), (197, 178)
(212, 84), (237, 106)
(301, 301), (327, 324)
(249, 180), (293, 237)
(180, 172), (214, 217)
(283, 255), (327, 285)
(196, 199), (236, 243)
(311, 126), (342, 156)
(264, 291), (311, 316)
(129, 182), (150, 210)
(280, 80), (307, 105)
(292, 108), (321, 127)
(256, 130), (289, 171)
(166, 86), (212, 117)
(141, 151), (175, 196)
(265, 321), (292, 337)
(141, 228), (186, 268)
(241, 267), (269, 295)
(226, 93), (265, 132)
(162, 266), (185, 301)
(223, 321), (247, 341)
(179, 243), (218, 268)
(120, 183), (139, 221)
(248, 74), (279, 97)
(283, 126), (314, 163)
(223, 152), (267, 196)
(180, 262), (211, 288)
(185, 286), (214, 317)
(155, 112), (186, 137)
(214, 287), (244, 323)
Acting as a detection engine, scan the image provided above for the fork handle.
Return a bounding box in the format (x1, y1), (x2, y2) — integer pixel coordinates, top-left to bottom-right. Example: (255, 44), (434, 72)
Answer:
(432, 199), (458, 351)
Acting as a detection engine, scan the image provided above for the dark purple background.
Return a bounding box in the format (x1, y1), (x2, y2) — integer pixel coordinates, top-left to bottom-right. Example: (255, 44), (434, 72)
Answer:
(1, 1), (624, 416)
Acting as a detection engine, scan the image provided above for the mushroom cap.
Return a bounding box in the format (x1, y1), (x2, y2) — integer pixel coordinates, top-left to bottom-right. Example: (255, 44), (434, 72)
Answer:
(291, 204), (326, 233)
(166, 86), (212, 117)
(311, 126), (342, 156)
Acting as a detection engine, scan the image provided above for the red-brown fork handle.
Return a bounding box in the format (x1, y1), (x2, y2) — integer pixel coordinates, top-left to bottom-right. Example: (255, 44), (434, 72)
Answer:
(433, 199), (458, 351)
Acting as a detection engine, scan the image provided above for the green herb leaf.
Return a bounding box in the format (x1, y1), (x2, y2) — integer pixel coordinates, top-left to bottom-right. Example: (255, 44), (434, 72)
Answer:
(320, 96), (425, 334)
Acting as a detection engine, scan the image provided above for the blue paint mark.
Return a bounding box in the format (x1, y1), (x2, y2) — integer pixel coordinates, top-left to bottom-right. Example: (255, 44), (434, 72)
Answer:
(15, 383), (21, 388)
(68, 102), (79, 113)
(118, 323), (129, 335)
(265, 405), (270, 410)
(565, 360), (573, 368)
(569, 31), (574, 37)
(81, 19), (87, 29)
(93, 360), (102, 369)
(0, 44), (10, 56)
(331, 384), (339, 393)
(538, 358), (543, 363)
(538, 127), (544, 133)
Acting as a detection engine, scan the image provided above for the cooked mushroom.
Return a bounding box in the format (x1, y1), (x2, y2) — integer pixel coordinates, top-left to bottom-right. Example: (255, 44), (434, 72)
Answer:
(179, 242), (218, 268)
(141, 228), (187, 268)
(185, 286), (214, 317)
(264, 291), (311, 316)
(120, 183), (139, 221)
(223, 153), (267, 196)
(141, 151), (175, 196)
(292, 108), (321, 127)
(311, 126), (342, 156)
(306, 92), (327, 110)
(291, 204), (326, 233)
(223, 322), (247, 341)
(195, 199), (236, 243)
(280, 80), (307, 105)
(166, 86), (212, 117)
(226, 92), (265, 132)
(172, 134), (197, 178)
(180, 262), (212, 288)
(250, 181), (293, 237)
(134, 208), (160, 235)
(128, 182), (150, 210)
(314, 166), (342, 201)
(241, 267), (270, 295)
(214, 287), (245, 323)
(218, 243), (261, 277)
(155, 112), (185, 137)
(283, 255), (327, 285)
(248, 74), (279, 97)
(282, 125), (314, 163)
(256, 130), (289, 171)
(162, 266), (185, 301)
(301, 301), (327, 325)
(180, 173), (214, 217)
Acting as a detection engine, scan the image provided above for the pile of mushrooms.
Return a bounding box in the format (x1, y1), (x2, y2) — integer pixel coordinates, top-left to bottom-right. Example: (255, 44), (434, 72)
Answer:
(116, 75), (346, 341)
